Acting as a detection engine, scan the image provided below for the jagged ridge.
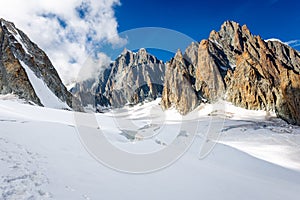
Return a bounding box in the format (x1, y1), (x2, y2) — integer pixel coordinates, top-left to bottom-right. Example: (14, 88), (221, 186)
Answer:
(72, 48), (165, 110)
(0, 18), (82, 111)
(162, 20), (300, 125)
(2, 18), (298, 124)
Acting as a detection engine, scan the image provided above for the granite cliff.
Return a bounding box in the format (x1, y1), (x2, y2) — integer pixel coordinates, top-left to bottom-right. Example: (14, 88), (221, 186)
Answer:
(0, 18), (81, 110)
(72, 48), (165, 110)
(162, 21), (300, 125)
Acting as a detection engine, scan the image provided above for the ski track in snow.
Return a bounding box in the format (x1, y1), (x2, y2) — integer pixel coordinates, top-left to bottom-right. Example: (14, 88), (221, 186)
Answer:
(0, 137), (52, 200)
(0, 98), (300, 199)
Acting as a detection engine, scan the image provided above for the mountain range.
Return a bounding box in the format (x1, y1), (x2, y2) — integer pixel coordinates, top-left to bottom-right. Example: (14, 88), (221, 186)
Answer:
(0, 18), (299, 125)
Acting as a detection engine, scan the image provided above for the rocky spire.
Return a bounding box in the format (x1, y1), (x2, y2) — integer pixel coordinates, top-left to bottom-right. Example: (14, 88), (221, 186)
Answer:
(162, 20), (300, 125)
(121, 47), (130, 55)
(0, 18), (82, 111)
(161, 49), (198, 114)
(73, 47), (165, 108)
(174, 49), (183, 60)
(71, 20), (300, 124)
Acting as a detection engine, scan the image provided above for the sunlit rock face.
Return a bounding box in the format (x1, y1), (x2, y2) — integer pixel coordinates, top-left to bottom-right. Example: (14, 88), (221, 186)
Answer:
(161, 49), (198, 115)
(72, 48), (165, 109)
(163, 20), (300, 125)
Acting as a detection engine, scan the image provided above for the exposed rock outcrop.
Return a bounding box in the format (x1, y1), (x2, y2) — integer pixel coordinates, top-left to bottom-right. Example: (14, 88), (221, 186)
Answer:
(72, 48), (165, 109)
(0, 18), (82, 111)
(71, 20), (300, 124)
(162, 20), (300, 125)
(213, 21), (300, 125)
(161, 49), (198, 114)
(194, 39), (226, 100)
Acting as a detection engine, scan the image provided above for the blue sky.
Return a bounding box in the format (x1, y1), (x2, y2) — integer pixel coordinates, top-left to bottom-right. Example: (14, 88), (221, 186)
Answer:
(115, 0), (300, 60)
(1, 0), (299, 83)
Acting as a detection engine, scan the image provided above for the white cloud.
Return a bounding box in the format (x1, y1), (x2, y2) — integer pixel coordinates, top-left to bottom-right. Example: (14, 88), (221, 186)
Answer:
(79, 52), (111, 81)
(0, 0), (126, 84)
(285, 40), (300, 47)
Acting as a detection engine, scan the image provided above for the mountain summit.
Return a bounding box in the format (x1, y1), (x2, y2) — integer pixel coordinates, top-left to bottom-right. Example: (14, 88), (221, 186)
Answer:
(72, 48), (165, 109)
(162, 20), (300, 124)
(0, 18), (81, 110)
(72, 21), (300, 124)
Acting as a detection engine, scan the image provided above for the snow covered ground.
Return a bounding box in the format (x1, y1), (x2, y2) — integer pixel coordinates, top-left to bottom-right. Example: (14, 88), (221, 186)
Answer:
(0, 97), (300, 199)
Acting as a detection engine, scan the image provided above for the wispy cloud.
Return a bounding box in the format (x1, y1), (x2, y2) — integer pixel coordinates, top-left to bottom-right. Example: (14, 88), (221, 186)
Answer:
(285, 40), (300, 47)
(0, 0), (126, 84)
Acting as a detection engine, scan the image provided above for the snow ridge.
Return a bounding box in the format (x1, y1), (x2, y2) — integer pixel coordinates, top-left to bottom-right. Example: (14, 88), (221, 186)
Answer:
(19, 61), (70, 109)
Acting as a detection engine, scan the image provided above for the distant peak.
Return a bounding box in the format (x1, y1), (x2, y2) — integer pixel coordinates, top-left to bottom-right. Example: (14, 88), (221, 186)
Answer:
(121, 48), (132, 55)
(214, 20), (252, 39)
(223, 20), (239, 26)
(190, 41), (199, 47)
(174, 49), (183, 60)
(138, 48), (147, 53)
(137, 48), (148, 57)
(220, 20), (241, 31)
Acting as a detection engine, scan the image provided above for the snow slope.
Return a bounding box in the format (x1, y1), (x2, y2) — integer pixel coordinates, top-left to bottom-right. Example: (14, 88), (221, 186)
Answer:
(0, 98), (300, 199)
(19, 61), (70, 110)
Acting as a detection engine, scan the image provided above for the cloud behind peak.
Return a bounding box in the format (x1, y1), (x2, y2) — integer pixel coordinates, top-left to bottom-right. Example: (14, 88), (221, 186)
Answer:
(0, 0), (124, 84)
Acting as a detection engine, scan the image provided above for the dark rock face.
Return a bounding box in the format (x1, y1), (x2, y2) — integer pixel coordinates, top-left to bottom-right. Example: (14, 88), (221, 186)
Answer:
(162, 20), (300, 125)
(0, 18), (81, 111)
(161, 50), (198, 114)
(72, 48), (165, 109)
(0, 19), (40, 105)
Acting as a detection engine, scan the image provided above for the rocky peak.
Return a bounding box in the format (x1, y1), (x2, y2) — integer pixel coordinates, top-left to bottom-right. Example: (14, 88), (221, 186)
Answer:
(0, 18), (82, 111)
(209, 20), (253, 59)
(213, 21), (300, 121)
(220, 21), (241, 33)
(184, 42), (199, 67)
(137, 47), (147, 56)
(72, 19), (300, 124)
(164, 20), (300, 125)
(106, 48), (165, 107)
(121, 47), (130, 55)
(73, 47), (165, 109)
(161, 49), (198, 114)
(174, 49), (183, 61)
(183, 42), (199, 77)
(136, 48), (150, 63)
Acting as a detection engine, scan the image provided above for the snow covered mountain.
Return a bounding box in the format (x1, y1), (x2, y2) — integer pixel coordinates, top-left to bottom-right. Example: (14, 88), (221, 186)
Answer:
(162, 21), (300, 125)
(71, 48), (165, 109)
(0, 19), (81, 111)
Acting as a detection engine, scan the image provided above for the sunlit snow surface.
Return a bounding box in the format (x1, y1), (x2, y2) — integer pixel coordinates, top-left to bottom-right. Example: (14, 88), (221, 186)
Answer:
(0, 96), (300, 199)
(19, 61), (70, 110)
